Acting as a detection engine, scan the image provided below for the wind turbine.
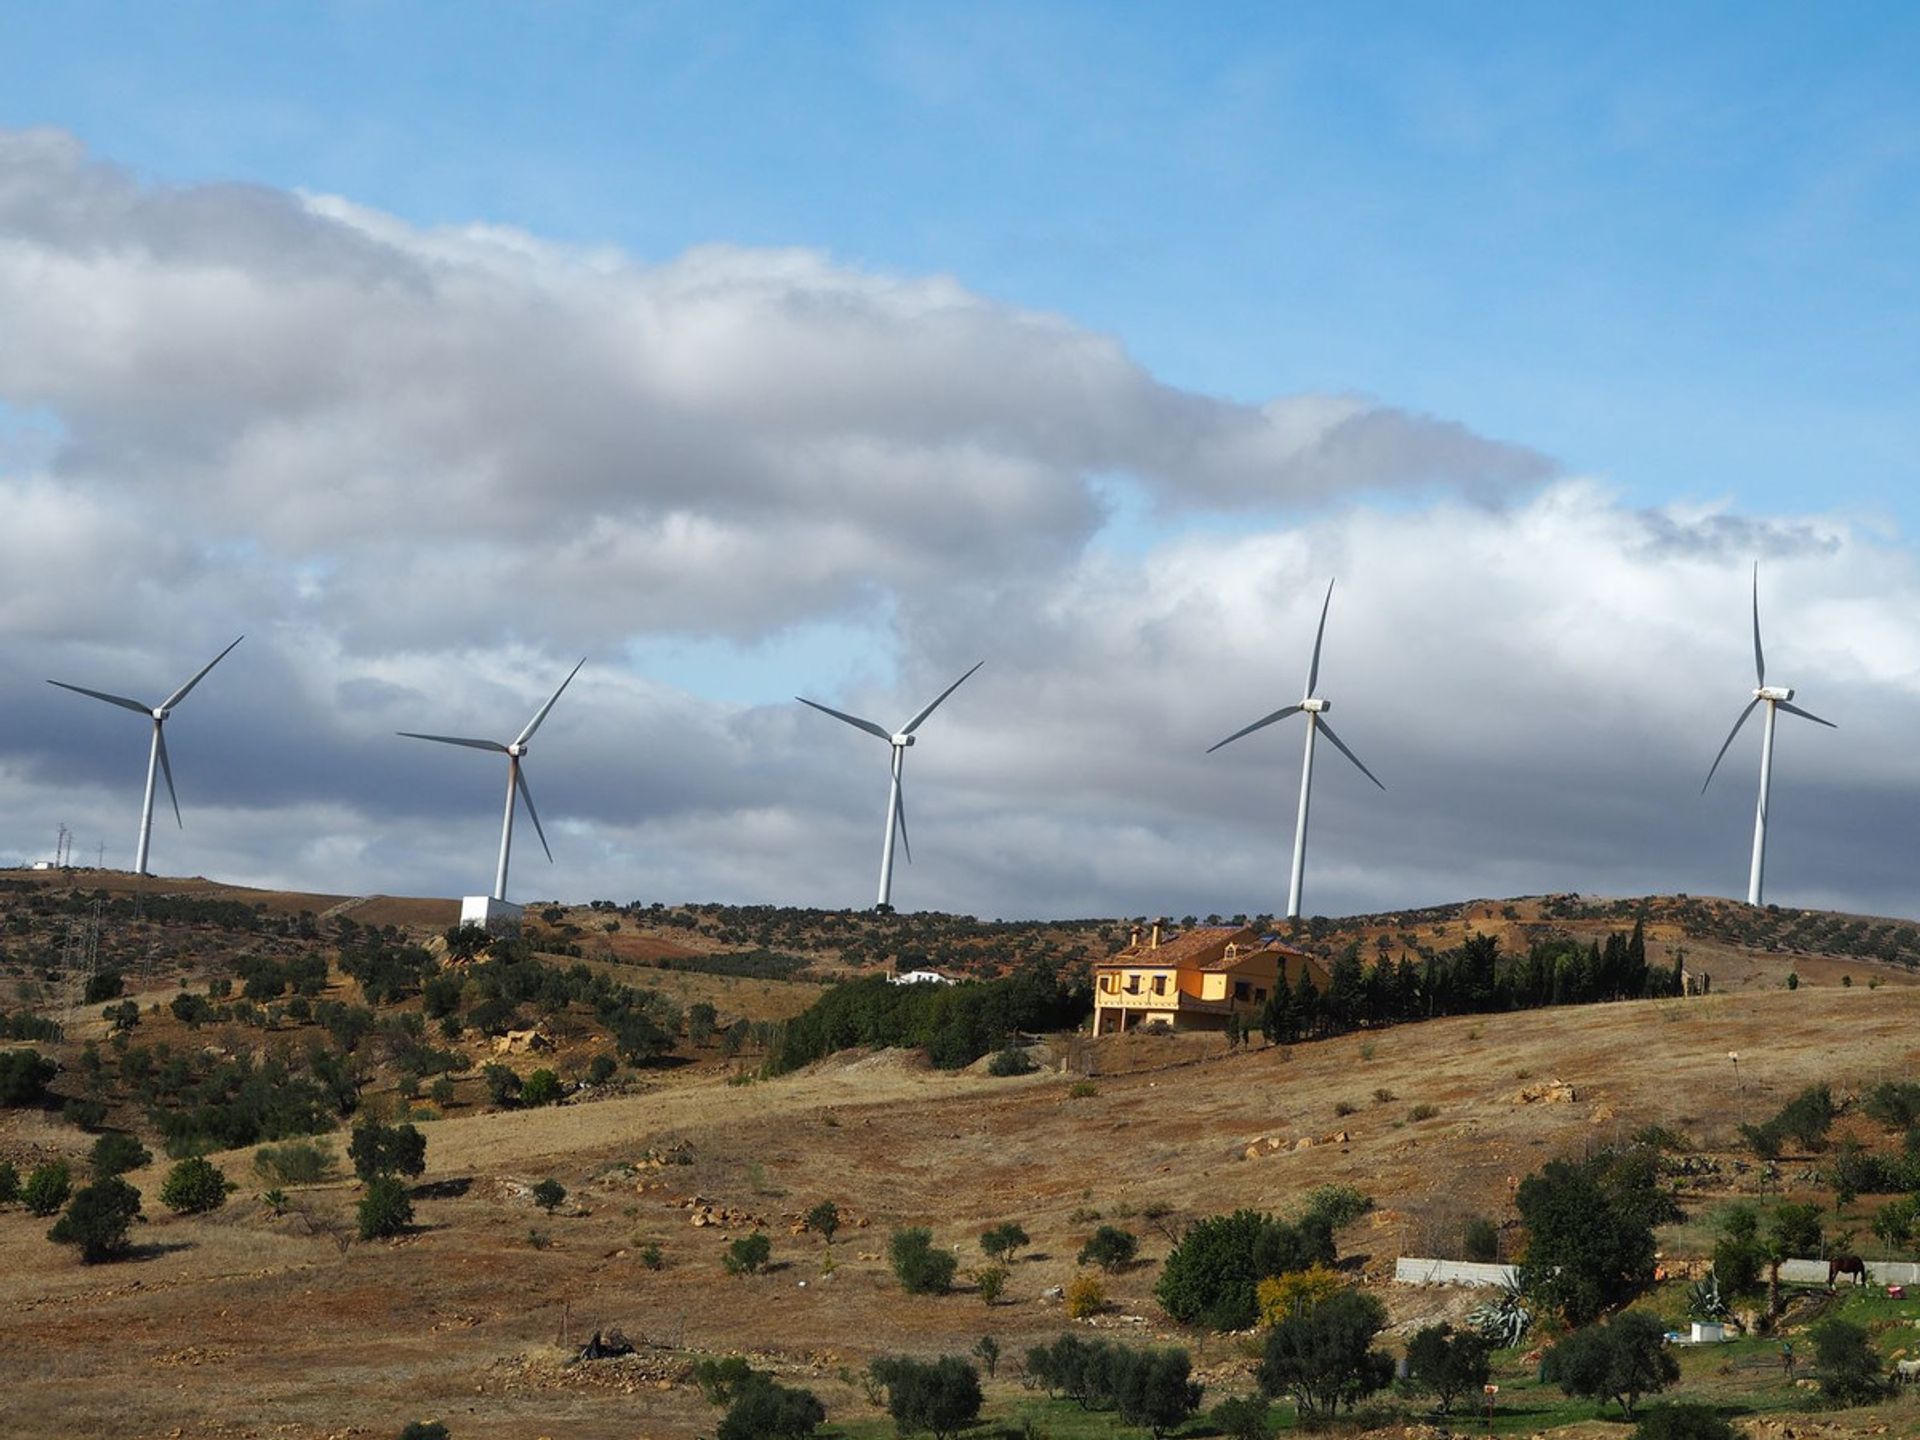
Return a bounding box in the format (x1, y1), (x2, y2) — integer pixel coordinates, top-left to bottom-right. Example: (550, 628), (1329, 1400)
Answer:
(48, 637), (244, 876)
(797, 661), (983, 911)
(1207, 580), (1383, 920)
(399, 658), (585, 905)
(1701, 564), (1834, 906)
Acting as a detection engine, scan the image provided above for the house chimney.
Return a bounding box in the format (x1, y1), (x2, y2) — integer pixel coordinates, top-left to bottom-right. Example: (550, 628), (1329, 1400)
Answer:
(1150, 917), (1164, 949)
(1128, 924), (1142, 949)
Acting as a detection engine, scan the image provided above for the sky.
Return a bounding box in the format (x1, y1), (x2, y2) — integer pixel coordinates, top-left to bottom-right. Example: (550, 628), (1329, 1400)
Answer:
(0, 4), (1917, 921)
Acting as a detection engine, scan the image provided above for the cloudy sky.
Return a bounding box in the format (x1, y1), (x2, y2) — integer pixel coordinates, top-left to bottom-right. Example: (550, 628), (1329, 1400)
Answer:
(1, 5), (1917, 920)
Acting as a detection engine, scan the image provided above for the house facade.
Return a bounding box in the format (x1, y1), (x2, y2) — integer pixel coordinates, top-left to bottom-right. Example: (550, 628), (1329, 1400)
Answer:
(1090, 922), (1326, 1036)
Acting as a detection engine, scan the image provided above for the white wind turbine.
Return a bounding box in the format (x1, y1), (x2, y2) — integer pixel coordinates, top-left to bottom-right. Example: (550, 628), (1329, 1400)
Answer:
(1208, 580), (1383, 920)
(1701, 564), (1834, 906)
(797, 661), (983, 911)
(48, 637), (244, 876)
(400, 659), (585, 905)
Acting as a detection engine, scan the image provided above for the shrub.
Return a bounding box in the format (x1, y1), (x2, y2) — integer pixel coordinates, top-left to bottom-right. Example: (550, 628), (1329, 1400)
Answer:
(1405, 1322), (1491, 1414)
(90, 1131), (151, 1179)
(1257, 1288), (1393, 1417)
(639, 1242), (663, 1269)
(1633, 1403), (1740, 1440)
(1464, 1215), (1500, 1261)
(1811, 1317), (1888, 1405)
(160, 1156), (228, 1214)
(1211, 1394), (1272, 1440)
(482, 1063), (522, 1106)
(1408, 1102), (1441, 1122)
(716, 1379), (825, 1440)
(1771, 1201), (1823, 1256)
(979, 1220), (1028, 1262)
(1068, 1079), (1098, 1098)
(1114, 1346), (1204, 1439)
(973, 1264), (1007, 1303)
(1303, 1184), (1373, 1229)
(63, 1097), (108, 1131)
(693, 1355), (760, 1404)
(519, 1068), (562, 1106)
(971, 1334), (1000, 1377)
(48, 1176), (142, 1262)
(1256, 1262), (1343, 1323)
(349, 1121), (427, 1182)
(1155, 1207), (1336, 1330)
(890, 1226), (957, 1295)
(724, 1232), (772, 1275)
(1541, 1311), (1679, 1418)
(397, 1424), (451, 1440)
(22, 1160), (72, 1216)
(586, 1054), (617, 1085)
(987, 1045), (1036, 1077)
(532, 1178), (566, 1214)
(871, 1355), (982, 1440)
(1066, 1272), (1107, 1318)
(0, 1047), (56, 1105)
(0, 1159), (17, 1204)
(254, 1139), (334, 1185)
(804, 1199), (840, 1244)
(357, 1175), (413, 1239)
(1078, 1224), (1138, 1273)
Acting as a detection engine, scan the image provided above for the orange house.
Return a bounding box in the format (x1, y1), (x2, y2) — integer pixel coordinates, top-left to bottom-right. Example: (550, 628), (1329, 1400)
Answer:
(1091, 923), (1326, 1036)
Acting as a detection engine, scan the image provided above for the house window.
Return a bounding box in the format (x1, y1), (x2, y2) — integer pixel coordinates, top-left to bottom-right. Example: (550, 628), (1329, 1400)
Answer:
(1152, 975), (1168, 996)
(1125, 976), (1141, 994)
(1100, 975), (1117, 994)
(1254, 988), (1267, 1002)
(1234, 981), (1251, 1002)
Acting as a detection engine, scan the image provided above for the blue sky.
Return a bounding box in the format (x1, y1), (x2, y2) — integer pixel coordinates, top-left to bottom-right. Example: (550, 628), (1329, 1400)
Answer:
(2, 5), (1919, 917)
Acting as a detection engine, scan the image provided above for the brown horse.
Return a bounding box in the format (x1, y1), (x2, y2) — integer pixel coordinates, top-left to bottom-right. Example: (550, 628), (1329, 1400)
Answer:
(1828, 1254), (1868, 1288)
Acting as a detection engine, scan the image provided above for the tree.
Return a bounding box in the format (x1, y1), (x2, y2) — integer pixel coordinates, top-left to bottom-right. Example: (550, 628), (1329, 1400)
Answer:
(531, 1178), (566, 1214)
(170, 992), (214, 1028)
(0, 1159), (18, 1204)
(1078, 1224), (1138, 1273)
(1256, 1263), (1343, 1324)
(872, 1355), (982, 1440)
(1711, 1204), (1763, 1296)
(725, 1232), (772, 1275)
(804, 1199), (840, 1245)
(1113, 1346), (1204, 1439)
(1157, 1208), (1336, 1331)
(482, 1063), (522, 1106)
(160, 1157), (228, 1215)
(48, 1176), (142, 1263)
(1771, 1202), (1823, 1256)
(1405, 1323), (1491, 1415)
(349, 1121), (427, 1182)
(715, 1379), (824, 1440)
(1811, 1317), (1888, 1405)
(972, 1264), (1007, 1303)
(1633, 1403), (1740, 1440)
(891, 1226), (957, 1295)
(519, 1068), (562, 1106)
(971, 1334), (1000, 1378)
(89, 1131), (151, 1179)
(1256, 1288), (1393, 1417)
(0, 1047), (56, 1105)
(1212, 1395), (1271, 1439)
(586, 1053), (617, 1085)
(22, 1160), (72, 1217)
(979, 1220), (1028, 1262)
(1516, 1150), (1668, 1323)
(358, 1175), (413, 1239)
(1541, 1311), (1679, 1418)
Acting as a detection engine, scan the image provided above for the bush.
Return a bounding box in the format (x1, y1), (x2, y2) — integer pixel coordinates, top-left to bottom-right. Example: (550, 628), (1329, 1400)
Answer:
(1078, 1224), (1138, 1273)
(0, 1047), (56, 1105)
(519, 1068), (562, 1106)
(397, 1424), (450, 1440)
(716, 1379), (825, 1440)
(804, 1199), (840, 1244)
(1066, 1272), (1107, 1318)
(0, 1159), (17, 1204)
(890, 1226), (957, 1295)
(693, 1355), (760, 1405)
(1811, 1317), (1888, 1405)
(63, 1097), (108, 1131)
(357, 1175), (413, 1239)
(22, 1160), (72, 1216)
(1211, 1394), (1272, 1440)
(349, 1121), (427, 1182)
(1405, 1322), (1491, 1414)
(482, 1063), (522, 1106)
(987, 1045), (1036, 1077)
(254, 1139), (335, 1185)
(1633, 1403), (1740, 1440)
(1255, 1263), (1342, 1323)
(1114, 1346), (1205, 1438)
(871, 1355), (982, 1440)
(1155, 1207), (1336, 1330)
(586, 1054), (617, 1085)
(531, 1178), (566, 1214)
(90, 1131), (152, 1179)
(160, 1156), (228, 1214)
(979, 1220), (1028, 1262)
(724, 1232), (772, 1275)
(48, 1176), (142, 1262)
(973, 1263), (1007, 1304)
(1541, 1311), (1679, 1418)
(1257, 1288), (1393, 1417)
(1464, 1215), (1500, 1262)
(1303, 1183), (1374, 1229)
(170, 992), (214, 1027)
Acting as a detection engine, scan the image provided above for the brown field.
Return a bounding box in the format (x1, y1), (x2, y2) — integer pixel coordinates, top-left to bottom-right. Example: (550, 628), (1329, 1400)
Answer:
(8, 972), (1920, 1439)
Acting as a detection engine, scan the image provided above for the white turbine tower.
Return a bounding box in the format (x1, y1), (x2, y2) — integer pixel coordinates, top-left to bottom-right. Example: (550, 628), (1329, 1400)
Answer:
(1207, 580), (1383, 920)
(48, 637), (244, 876)
(1701, 565), (1834, 906)
(797, 661), (983, 911)
(400, 658), (584, 927)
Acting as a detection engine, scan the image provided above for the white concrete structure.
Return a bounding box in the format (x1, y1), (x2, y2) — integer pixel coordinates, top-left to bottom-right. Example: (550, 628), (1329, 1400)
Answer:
(889, 969), (954, 986)
(461, 895), (524, 933)
(1207, 580), (1384, 919)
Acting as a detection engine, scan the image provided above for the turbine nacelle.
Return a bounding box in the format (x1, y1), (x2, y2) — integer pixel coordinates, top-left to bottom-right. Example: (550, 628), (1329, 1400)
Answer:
(507, 742), (528, 758)
(151, 707), (169, 721)
(1301, 698), (1330, 714)
(891, 733), (916, 748)
(1755, 686), (1794, 703)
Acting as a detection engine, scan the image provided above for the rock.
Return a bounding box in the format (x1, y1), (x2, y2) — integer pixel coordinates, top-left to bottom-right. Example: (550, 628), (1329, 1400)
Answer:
(1512, 1079), (1576, 1104)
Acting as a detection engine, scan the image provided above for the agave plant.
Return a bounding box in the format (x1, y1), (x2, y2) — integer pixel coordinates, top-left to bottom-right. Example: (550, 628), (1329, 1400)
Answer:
(1468, 1277), (1531, 1348)
(1688, 1273), (1727, 1320)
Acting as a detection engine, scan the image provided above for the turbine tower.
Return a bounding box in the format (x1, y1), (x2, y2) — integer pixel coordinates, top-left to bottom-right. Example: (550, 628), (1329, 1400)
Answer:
(797, 661), (983, 911)
(48, 637), (244, 876)
(1701, 565), (1834, 906)
(400, 658), (584, 925)
(1207, 580), (1383, 920)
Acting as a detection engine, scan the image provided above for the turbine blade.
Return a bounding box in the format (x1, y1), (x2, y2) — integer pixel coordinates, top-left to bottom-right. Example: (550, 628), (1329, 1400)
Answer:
(397, 732), (510, 753)
(515, 656), (586, 747)
(1316, 719), (1386, 791)
(161, 635), (244, 711)
(47, 680), (151, 715)
(1777, 700), (1837, 729)
(1701, 697), (1761, 793)
(1751, 564), (1765, 689)
(895, 781), (911, 865)
(796, 696), (892, 741)
(516, 768), (553, 863)
(1305, 578), (1334, 699)
(156, 725), (182, 828)
(1206, 704), (1303, 754)
(901, 660), (984, 735)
